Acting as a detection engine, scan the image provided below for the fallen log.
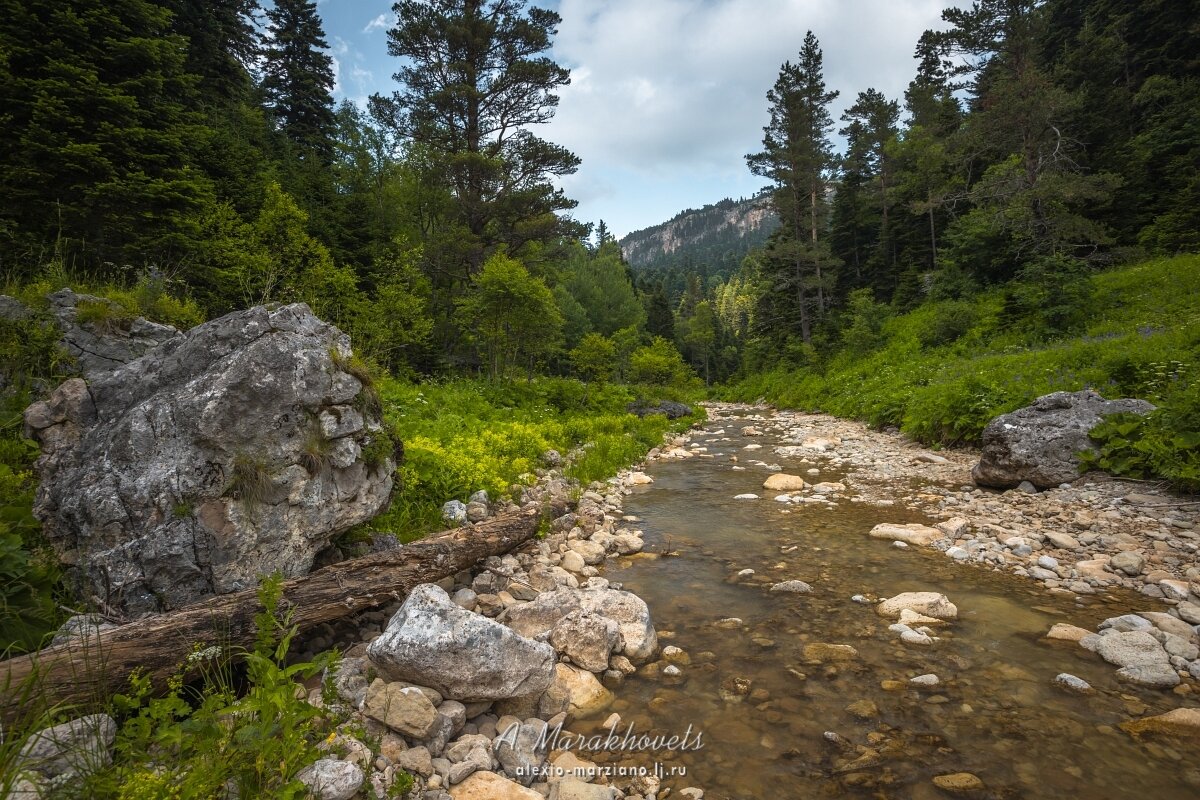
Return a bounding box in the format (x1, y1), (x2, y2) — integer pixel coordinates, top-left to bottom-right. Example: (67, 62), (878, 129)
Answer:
(1, 507), (543, 719)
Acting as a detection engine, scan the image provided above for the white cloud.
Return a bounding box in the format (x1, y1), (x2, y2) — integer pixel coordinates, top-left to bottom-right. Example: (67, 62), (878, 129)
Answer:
(545, 0), (951, 230)
(363, 12), (396, 34)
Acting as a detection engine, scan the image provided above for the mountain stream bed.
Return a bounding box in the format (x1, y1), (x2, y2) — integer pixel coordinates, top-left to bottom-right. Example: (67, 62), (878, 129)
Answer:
(568, 405), (1199, 799)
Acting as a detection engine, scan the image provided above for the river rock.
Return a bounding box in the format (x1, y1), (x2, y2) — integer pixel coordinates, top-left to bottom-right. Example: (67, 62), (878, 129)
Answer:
(17, 714), (116, 779)
(1177, 602), (1200, 625)
(1110, 551), (1145, 576)
(869, 523), (942, 547)
(568, 539), (607, 566)
(449, 770), (543, 799)
(548, 610), (620, 673)
(763, 473), (807, 491)
(1054, 673), (1093, 693)
(363, 679), (440, 737)
(47, 287), (182, 378)
(1138, 612), (1199, 643)
(932, 772), (985, 793)
(1119, 707), (1200, 740)
(972, 390), (1155, 489)
(505, 587), (657, 663)
(1044, 623), (1092, 642)
(367, 584), (556, 702)
(1094, 630), (1179, 688)
(494, 719), (548, 785)
(296, 758), (364, 800)
(23, 303), (395, 614)
(875, 592), (958, 620)
(770, 580), (812, 594)
(552, 663), (614, 717)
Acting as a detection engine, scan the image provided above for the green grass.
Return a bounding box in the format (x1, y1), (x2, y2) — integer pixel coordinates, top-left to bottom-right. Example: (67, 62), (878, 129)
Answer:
(363, 377), (703, 540)
(720, 254), (1200, 450)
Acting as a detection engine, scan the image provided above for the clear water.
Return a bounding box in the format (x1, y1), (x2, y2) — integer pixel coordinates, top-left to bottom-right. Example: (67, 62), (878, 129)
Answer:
(581, 409), (1199, 799)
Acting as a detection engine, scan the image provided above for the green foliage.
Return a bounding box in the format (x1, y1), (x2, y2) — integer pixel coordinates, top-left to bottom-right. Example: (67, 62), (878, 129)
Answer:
(85, 574), (338, 799)
(569, 333), (617, 384)
(455, 253), (564, 379)
(366, 377), (701, 538)
(1081, 380), (1200, 492)
(721, 255), (1200, 456)
(628, 338), (697, 387)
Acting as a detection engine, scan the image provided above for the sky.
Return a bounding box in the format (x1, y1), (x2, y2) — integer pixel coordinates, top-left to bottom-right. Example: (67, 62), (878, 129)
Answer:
(317, 0), (955, 239)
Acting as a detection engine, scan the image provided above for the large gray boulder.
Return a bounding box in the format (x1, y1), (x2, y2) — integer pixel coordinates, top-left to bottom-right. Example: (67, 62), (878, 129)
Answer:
(24, 303), (395, 614)
(972, 390), (1155, 489)
(48, 288), (183, 378)
(367, 584), (556, 703)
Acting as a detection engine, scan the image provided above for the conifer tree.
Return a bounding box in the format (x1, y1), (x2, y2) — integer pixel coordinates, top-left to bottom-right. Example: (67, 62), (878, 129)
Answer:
(746, 31), (840, 343)
(261, 0), (336, 162)
(372, 0), (582, 281)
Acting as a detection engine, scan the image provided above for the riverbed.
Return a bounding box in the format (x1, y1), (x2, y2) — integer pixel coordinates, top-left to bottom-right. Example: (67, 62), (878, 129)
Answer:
(581, 404), (1199, 799)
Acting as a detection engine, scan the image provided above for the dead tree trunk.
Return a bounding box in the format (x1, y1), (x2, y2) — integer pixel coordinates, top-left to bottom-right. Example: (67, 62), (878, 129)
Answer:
(1, 507), (543, 719)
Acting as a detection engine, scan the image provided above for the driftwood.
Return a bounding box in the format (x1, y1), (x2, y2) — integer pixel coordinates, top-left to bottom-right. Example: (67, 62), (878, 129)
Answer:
(1, 507), (543, 718)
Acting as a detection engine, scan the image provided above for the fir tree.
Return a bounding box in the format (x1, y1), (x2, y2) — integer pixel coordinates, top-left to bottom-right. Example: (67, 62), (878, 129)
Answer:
(261, 0), (336, 162)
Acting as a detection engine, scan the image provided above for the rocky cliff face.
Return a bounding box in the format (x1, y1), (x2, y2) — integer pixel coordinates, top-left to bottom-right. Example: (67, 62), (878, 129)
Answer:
(24, 303), (395, 614)
(619, 195), (777, 271)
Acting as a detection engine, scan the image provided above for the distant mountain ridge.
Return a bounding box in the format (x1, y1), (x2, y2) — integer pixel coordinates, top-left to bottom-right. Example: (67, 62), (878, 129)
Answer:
(619, 195), (778, 277)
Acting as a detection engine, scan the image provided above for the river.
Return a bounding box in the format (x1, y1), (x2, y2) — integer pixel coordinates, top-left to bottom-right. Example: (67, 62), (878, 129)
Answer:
(572, 405), (1199, 799)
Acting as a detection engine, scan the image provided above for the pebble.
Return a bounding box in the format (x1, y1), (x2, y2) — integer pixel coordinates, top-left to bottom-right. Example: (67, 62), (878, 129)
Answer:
(1054, 673), (1093, 693)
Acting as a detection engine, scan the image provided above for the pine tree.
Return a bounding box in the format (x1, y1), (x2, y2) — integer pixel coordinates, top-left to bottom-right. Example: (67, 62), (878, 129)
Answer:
(171, 0), (260, 104)
(261, 0), (336, 162)
(645, 284), (677, 342)
(372, 0), (582, 280)
(0, 0), (213, 273)
(746, 31), (840, 343)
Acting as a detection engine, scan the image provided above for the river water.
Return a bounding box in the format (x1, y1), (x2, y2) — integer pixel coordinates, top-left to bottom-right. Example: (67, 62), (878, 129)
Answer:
(577, 407), (1198, 799)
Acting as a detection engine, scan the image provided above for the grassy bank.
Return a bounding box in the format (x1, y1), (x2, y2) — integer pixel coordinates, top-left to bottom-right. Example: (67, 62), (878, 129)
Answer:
(718, 255), (1199, 485)
(365, 378), (704, 539)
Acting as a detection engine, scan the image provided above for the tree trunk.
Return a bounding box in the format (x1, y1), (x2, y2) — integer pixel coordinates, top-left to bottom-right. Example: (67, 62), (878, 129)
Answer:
(1, 508), (546, 720)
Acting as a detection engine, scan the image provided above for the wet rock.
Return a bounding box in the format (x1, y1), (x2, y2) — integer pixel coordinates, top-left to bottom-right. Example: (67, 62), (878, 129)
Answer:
(845, 699), (878, 719)
(763, 473), (807, 491)
(802, 643), (859, 662)
(367, 584), (556, 702)
(869, 523), (942, 547)
(910, 674), (940, 687)
(1120, 707), (1200, 740)
(1053, 673), (1093, 693)
(972, 390), (1155, 489)
(876, 592), (958, 621)
(734, 493), (759, 500)
(769, 580), (812, 594)
(296, 758), (364, 800)
(555, 778), (620, 799)
(932, 772), (985, 794)
(1100, 614), (1153, 633)
(1094, 631), (1179, 688)
(1044, 623), (1092, 642)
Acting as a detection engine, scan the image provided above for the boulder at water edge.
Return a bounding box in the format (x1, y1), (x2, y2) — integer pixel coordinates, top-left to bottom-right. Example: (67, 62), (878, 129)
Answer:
(972, 390), (1155, 489)
(367, 584), (557, 703)
(24, 303), (395, 614)
(505, 586), (658, 663)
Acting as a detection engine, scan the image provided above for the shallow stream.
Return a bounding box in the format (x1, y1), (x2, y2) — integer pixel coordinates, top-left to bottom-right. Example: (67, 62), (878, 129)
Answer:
(578, 408), (1198, 799)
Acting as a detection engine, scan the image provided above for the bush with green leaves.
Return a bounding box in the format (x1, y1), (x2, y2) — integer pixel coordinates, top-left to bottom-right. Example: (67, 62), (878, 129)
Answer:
(1080, 379), (1200, 492)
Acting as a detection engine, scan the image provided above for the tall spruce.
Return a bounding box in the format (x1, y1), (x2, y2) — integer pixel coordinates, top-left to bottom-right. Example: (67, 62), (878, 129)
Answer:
(372, 0), (582, 281)
(746, 31), (840, 343)
(261, 0), (336, 162)
(0, 0), (211, 272)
